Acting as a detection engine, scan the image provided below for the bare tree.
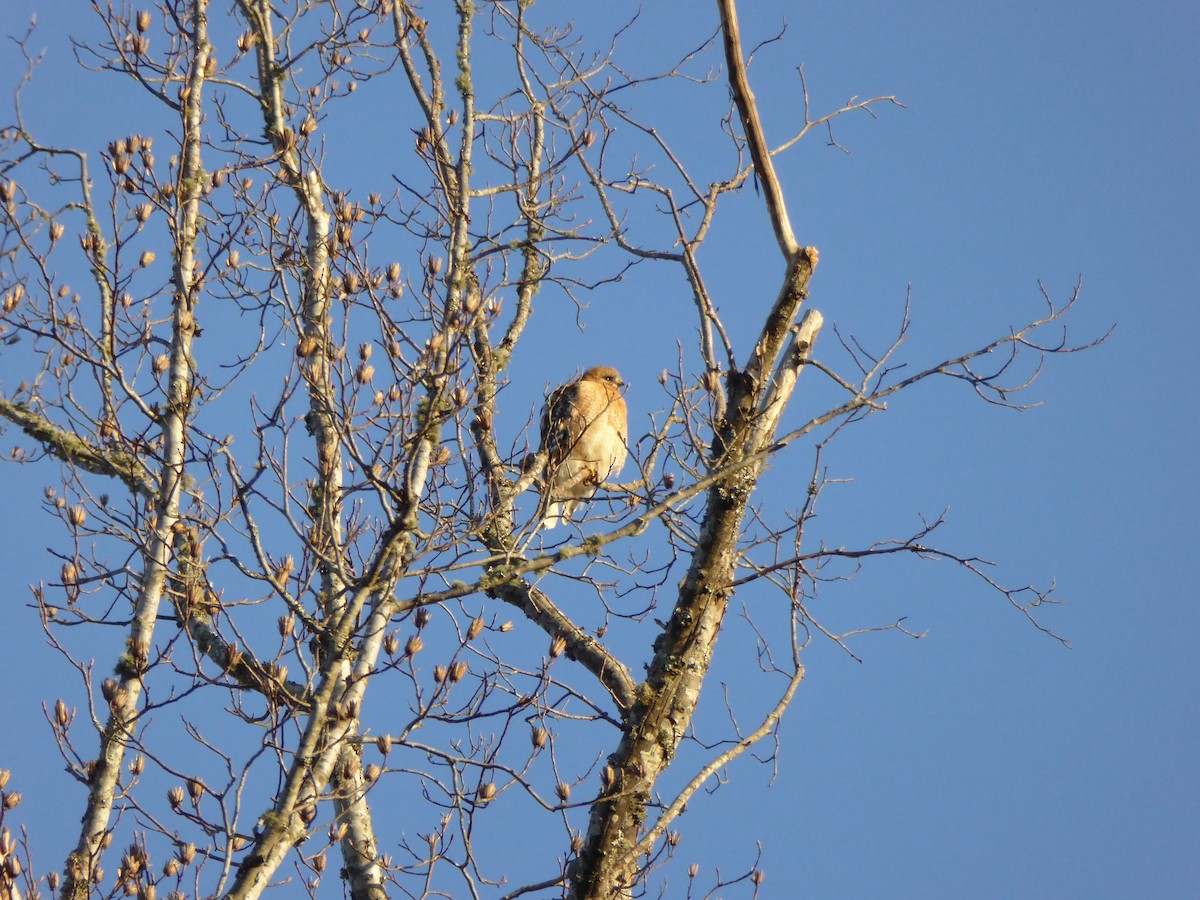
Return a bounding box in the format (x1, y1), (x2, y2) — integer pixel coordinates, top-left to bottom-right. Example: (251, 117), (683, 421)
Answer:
(0, 1), (1097, 898)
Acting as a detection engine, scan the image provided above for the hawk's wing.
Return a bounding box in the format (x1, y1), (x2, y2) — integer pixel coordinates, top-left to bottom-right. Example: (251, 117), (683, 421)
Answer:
(539, 381), (587, 469)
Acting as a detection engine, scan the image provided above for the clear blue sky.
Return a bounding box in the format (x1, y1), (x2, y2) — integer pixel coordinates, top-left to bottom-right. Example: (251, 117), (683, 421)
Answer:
(0, 1), (1196, 897)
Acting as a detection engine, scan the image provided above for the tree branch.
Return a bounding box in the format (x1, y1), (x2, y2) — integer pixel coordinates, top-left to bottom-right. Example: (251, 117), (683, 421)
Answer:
(718, 0), (798, 259)
(0, 398), (153, 497)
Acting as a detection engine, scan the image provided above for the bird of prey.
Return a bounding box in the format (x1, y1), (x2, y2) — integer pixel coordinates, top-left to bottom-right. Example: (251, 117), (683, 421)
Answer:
(537, 365), (628, 529)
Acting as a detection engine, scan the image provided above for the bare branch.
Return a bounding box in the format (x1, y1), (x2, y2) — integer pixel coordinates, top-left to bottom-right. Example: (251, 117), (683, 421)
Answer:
(717, 0), (798, 258)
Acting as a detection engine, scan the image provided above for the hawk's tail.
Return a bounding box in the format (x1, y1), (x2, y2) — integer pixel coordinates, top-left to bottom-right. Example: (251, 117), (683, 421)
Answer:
(539, 500), (576, 530)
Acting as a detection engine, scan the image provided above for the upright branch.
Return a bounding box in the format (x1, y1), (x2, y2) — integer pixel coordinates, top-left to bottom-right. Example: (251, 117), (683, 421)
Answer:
(718, 0), (798, 259)
(235, 0), (347, 620)
(568, 4), (823, 895)
(61, 2), (211, 896)
(218, 4), (394, 898)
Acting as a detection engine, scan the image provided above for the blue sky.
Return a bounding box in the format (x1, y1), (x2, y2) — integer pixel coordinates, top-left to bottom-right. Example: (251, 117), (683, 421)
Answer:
(0, 1), (1196, 897)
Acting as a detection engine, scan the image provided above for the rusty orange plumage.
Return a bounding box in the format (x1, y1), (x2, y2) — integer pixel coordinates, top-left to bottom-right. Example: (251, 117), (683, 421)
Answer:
(538, 366), (628, 529)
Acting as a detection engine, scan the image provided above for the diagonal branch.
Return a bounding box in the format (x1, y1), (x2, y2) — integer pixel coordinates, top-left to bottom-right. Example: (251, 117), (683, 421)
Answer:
(489, 580), (637, 715)
(628, 659), (805, 861)
(718, 0), (798, 259)
(0, 398), (154, 497)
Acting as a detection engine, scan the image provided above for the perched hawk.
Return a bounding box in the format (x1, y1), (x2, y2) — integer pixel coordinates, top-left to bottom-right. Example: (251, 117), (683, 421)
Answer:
(538, 365), (628, 529)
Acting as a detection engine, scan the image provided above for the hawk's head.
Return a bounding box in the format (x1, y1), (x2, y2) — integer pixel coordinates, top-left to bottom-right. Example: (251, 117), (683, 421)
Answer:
(580, 365), (623, 388)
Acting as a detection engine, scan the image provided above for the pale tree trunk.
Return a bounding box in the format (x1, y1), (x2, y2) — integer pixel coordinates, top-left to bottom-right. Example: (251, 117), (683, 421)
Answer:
(223, 1), (388, 897)
(61, 4), (211, 895)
